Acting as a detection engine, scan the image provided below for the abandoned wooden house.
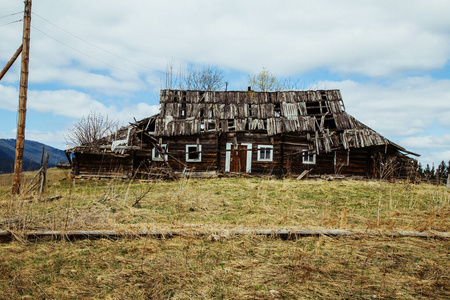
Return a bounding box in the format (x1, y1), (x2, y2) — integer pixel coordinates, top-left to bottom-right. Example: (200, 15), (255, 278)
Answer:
(65, 89), (419, 179)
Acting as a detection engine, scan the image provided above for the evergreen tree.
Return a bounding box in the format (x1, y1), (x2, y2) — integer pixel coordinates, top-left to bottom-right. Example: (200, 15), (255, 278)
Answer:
(430, 163), (436, 180)
(438, 160), (447, 180)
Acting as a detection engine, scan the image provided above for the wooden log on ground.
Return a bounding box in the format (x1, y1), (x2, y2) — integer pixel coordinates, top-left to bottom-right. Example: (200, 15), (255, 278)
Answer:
(0, 228), (448, 243)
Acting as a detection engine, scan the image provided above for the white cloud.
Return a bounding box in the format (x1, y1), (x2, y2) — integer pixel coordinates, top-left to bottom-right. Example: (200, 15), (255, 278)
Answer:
(317, 77), (450, 138)
(2, 0), (450, 85)
(0, 84), (19, 111)
(399, 135), (450, 150)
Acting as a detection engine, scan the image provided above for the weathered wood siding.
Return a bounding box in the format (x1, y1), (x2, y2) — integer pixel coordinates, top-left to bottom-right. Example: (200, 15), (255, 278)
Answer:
(73, 153), (133, 177)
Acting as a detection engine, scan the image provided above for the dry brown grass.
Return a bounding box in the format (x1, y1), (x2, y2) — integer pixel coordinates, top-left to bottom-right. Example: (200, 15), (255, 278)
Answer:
(0, 170), (449, 298)
(0, 235), (448, 299)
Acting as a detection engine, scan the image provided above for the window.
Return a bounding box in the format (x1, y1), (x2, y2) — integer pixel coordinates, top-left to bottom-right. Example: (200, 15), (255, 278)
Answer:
(274, 103), (281, 117)
(180, 103), (187, 118)
(257, 145), (273, 162)
(152, 144), (167, 161)
(186, 145), (202, 162)
(302, 150), (316, 164)
(334, 151), (349, 166)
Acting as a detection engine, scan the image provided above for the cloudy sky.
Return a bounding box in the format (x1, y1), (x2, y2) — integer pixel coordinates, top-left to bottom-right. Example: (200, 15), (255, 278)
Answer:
(1, 0), (449, 167)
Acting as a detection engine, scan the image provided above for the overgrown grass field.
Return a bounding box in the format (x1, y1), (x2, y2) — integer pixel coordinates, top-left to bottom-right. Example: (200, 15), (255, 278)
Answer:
(0, 169), (449, 298)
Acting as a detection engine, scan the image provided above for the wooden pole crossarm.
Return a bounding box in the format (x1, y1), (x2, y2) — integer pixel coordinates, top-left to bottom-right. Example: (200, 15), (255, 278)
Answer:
(0, 44), (22, 82)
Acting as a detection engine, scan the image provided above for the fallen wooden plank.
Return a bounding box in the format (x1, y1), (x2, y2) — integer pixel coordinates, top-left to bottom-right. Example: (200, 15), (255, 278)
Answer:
(296, 170), (310, 180)
(0, 228), (448, 243)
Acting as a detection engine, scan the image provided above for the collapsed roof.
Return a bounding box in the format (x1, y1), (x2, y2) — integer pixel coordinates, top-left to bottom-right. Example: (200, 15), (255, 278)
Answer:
(129, 89), (418, 157)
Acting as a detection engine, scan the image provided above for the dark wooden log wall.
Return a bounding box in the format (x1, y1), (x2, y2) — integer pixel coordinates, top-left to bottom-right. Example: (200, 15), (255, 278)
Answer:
(73, 153), (133, 177)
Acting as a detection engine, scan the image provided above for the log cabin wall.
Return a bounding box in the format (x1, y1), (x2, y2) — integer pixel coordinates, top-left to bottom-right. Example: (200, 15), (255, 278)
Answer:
(73, 153), (133, 178)
(66, 89), (419, 179)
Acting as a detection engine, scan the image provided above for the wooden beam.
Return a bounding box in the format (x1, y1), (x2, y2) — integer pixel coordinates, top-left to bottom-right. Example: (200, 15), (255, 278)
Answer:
(0, 44), (22, 81)
(0, 228), (448, 243)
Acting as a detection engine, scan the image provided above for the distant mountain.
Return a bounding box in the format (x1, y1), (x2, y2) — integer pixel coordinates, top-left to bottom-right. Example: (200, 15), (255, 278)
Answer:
(0, 139), (68, 174)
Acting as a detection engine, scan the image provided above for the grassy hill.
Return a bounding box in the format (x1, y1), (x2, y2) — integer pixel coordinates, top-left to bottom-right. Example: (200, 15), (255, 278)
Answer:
(0, 174), (449, 298)
(0, 139), (67, 174)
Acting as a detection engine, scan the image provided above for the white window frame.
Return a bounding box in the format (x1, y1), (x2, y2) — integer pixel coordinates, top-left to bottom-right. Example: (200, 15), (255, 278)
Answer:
(152, 144), (167, 161)
(257, 145), (273, 162)
(302, 150), (316, 164)
(334, 151), (349, 166)
(186, 144), (202, 162)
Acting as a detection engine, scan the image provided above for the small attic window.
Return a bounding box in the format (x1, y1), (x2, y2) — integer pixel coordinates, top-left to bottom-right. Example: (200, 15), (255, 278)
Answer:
(208, 120), (216, 131)
(274, 103), (281, 117)
(180, 103), (187, 118)
(306, 102), (321, 115)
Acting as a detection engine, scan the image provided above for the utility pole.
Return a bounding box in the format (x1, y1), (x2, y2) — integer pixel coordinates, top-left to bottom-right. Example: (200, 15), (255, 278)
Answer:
(12, 0), (32, 194)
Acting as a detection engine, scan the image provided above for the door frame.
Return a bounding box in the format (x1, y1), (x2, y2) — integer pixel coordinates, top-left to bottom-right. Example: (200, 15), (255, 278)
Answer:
(225, 142), (252, 173)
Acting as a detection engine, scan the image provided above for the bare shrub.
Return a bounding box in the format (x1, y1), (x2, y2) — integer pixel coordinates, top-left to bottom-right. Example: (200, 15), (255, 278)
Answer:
(65, 112), (118, 147)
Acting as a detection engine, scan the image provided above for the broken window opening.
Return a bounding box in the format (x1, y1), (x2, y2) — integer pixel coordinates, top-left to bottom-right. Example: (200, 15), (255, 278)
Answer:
(208, 121), (216, 131)
(180, 102), (187, 118)
(248, 104), (253, 117)
(147, 119), (156, 133)
(306, 102), (321, 115)
(186, 145), (202, 162)
(274, 103), (281, 117)
(152, 144), (167, 161)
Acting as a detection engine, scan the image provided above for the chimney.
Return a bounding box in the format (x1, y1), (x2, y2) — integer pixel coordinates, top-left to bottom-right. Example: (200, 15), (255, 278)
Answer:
(248, 86), (252, 91)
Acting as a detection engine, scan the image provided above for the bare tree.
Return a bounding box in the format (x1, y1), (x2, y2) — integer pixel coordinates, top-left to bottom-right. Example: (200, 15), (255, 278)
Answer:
(184, 65), (225, 91)
(162, 59), (183, 90)
(161, 62), (226, 91)
(65, 112), (118, 147)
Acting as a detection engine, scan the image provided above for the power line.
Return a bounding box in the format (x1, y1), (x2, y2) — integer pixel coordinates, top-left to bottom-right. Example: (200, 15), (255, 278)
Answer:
(0, 11), (23, 19)
(32, 12), (162, 74)
(31, 25), (160, 83)
(31, 25), (141, 78)
(0, 19), (22, 27)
